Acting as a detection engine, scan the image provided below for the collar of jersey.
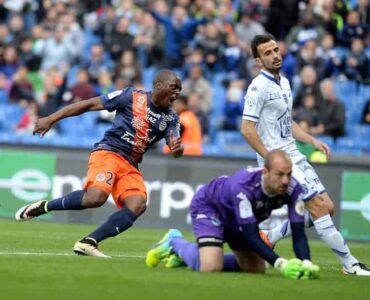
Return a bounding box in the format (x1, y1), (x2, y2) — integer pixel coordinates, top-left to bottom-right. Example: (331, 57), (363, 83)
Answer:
(260, 69), (281, 86)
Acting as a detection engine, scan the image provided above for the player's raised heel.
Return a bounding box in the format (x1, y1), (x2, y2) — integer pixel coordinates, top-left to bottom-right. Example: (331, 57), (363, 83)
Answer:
(15, 200), (48, 221)
(343, 262), (370, 276)
(146, 229), (183, 268)
(73, 238), (111, 258)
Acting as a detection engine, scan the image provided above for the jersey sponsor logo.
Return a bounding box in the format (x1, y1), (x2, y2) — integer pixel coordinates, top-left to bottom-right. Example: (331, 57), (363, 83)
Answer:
(295, 200), (305, 216)
(132, 92), (149, 159)
(121, 131), (157, 153)
(96, 173), (106, 182)
(196, 214), (207, 219)
(132, 116), (145, 130)
(237, 192), (253, 219)
(159, 121), (167, 131)
(278, 108), (292, 138)
(107, 90), (123, 100)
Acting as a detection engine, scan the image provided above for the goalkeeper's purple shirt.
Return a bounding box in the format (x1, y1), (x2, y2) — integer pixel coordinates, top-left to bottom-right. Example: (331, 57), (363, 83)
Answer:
(190, 167), (316, 231)
(92, 87), (180, 168)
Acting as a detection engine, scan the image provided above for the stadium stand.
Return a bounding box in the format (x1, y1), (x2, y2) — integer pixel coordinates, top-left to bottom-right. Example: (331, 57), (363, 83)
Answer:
(0, 0), (369, 158)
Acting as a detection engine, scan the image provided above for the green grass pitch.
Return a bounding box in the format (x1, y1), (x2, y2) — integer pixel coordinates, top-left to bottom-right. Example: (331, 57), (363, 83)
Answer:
(0, 219), (369, 300)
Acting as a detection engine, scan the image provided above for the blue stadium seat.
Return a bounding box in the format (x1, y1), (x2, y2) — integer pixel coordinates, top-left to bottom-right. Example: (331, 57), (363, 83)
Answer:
(334, 136), (365, 156)
(215, 130), (255, 158)
(333, 79), (357, 100)
(315, 135), (334, 149)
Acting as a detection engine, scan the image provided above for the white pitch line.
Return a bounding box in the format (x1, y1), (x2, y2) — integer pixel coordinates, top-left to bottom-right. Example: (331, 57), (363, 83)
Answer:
(0, 251), (145, 259)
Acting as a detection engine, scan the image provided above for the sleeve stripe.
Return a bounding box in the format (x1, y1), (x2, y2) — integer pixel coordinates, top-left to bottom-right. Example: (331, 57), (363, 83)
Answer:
(303, 191), (318, 202)
(243, 114), (259, 120)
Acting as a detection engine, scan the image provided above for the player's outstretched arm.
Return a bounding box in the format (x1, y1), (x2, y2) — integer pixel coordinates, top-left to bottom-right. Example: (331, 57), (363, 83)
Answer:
(33, 97), (105, 137)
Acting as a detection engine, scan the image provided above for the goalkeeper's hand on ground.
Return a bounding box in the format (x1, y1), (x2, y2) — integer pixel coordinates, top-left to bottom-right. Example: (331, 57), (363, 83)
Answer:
(301, 260), (320, 279)
(274, 258), (305, 279)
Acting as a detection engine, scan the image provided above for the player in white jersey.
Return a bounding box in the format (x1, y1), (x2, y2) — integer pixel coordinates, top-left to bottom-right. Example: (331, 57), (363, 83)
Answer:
(241, 34), (370, 276)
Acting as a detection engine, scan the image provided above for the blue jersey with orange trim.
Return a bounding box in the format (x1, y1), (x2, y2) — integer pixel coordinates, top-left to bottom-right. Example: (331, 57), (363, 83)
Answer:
(92, 87), (180, 167)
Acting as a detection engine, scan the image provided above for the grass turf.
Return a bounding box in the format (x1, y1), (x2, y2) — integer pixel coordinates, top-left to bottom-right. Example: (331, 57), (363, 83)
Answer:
(0, 219), (369, 300)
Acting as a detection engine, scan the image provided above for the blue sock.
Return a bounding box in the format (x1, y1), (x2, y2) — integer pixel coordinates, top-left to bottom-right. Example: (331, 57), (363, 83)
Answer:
(87, 207), (136, 243)
(223, 253), (241, 272)
(47, 190), (85, 211)
(170, 238), (241, 272)
(171, 238), (200, 271)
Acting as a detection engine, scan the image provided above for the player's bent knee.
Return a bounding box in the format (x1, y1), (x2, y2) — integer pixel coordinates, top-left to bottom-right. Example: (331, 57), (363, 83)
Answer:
(83, 188), (109, 208)
(199, 262), (223, 272)
(123, 195), (147, 216)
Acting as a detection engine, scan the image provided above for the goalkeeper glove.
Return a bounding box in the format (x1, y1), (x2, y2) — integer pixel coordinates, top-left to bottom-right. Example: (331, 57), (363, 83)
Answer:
(274, 258), (304, 279)
(301, 260), (320, 279)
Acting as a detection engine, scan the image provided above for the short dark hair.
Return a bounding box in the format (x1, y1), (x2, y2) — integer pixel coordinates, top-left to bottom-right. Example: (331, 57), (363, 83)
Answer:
(251, 34), (276, 58)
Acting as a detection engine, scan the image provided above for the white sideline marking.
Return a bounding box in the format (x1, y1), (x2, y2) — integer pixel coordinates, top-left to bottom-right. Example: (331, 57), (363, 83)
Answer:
(0, 251), (145, 259)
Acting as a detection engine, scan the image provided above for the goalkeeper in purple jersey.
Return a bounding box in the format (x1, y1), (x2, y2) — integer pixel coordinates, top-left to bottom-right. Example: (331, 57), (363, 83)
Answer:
(146, 150), (319, 279)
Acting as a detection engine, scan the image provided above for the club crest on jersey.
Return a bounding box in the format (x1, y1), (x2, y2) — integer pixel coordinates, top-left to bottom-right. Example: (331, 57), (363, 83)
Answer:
(159, 121), (167, 131)
(96, 173), (106, 182)
(295, 200), (305, 216)
(132, 116), (145, 130)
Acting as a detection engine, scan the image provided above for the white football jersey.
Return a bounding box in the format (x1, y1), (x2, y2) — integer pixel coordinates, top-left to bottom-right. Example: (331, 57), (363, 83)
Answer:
(242, 70), (304, 165)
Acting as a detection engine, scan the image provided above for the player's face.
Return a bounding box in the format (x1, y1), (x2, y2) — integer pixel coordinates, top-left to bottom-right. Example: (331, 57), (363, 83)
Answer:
(154, 76), (182, 109)
(264, 160), (292, 195)
(256, 40), (282, 74)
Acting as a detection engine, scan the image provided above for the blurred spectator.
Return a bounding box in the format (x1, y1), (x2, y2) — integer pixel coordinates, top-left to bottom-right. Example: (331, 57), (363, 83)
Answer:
(0, 45), (21, 78)
(187, 91), (209, 139)
(316, 33), (342, 78)
(316, 0), (345, 41)
(16, 101), (39, 134)
(34, 25), (77, 71)
(64, 69), (94, 104)
(163, 94), (203, 156)
(115, 50), (142, 86)
(0, 24), (11, 44)
(354, 0), (370, 24)
(182, 65), (212, 114)
(293, 66), (323, 109)
(340, 38), (370, 84)
(95, 70), (115, 96)
(150, 3), (207, 68)
(95, 5), (117, 47)
(361, 99), (370, 124)
(296, 39), (326, 80)
(80, 44), (114, 84)
(222, 79), (244, 130)
(182, 48), (207, 79)
(278, 40), (296, 83)
(293, 93), (320, 132)
(194, 22), (223, 73)
(38, 71), (66, 118)
(105, 16), (134, 60)
(221, 31), (249, 80)
(0, 72), (10, 102)
(311, 79), (345, 138)
(337, 10), (367, 47)
(59, 10), (85, 56)
(286, 9), (325, 51)
(19, 37), (41, 71)
(9, 65), (34, 105)
(235, 11), (265, 51)
(8, 14), (27, 46)
(133, 11), (164, 68)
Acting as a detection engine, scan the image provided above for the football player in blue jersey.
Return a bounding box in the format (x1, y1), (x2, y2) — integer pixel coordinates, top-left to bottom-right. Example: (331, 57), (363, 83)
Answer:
(15, 70), (184, 257)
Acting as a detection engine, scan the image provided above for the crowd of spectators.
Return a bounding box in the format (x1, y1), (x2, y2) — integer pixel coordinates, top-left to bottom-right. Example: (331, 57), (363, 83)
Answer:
(0, 0), (370, 155)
